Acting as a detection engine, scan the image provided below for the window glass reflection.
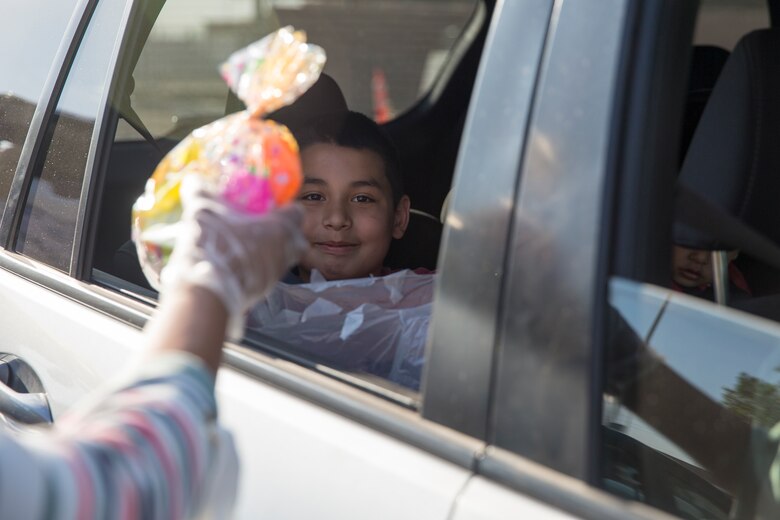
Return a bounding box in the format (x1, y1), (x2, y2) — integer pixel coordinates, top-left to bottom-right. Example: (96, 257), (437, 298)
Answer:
(0, 0), (79, 207)
(604, 277), (780, 518)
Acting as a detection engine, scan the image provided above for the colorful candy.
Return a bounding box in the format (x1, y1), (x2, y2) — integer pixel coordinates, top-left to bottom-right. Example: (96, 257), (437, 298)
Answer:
(132, 27), (326, 288)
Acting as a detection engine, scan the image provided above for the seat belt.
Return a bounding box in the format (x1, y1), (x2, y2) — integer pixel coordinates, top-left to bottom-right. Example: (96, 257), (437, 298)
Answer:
(118, 101), (163, 157)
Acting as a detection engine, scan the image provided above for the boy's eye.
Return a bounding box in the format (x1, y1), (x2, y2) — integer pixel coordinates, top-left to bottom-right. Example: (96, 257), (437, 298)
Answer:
(352, 194), (375, 203)
(301, 193), (324, 202)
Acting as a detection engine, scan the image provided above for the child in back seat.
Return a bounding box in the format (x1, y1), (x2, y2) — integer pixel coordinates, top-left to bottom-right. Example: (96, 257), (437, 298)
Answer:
(248, 111), (434, 389)
(671, 245), (751, 301)
(286, 110), (425, 283)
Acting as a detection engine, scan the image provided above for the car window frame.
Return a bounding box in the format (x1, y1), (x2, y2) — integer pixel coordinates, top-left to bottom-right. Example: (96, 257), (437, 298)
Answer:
(421, 0), (555, 441)
(485, 0), (635, 482)
(389, 0), (488, 121)
(485, 0), (698, 494)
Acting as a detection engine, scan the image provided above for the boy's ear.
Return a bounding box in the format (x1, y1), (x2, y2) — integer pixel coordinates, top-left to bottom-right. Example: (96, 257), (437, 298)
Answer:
(392, 195), (411, 239)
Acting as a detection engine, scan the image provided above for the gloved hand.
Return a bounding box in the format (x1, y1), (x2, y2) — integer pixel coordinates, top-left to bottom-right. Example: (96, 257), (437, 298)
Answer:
(160, 176), (308, 337)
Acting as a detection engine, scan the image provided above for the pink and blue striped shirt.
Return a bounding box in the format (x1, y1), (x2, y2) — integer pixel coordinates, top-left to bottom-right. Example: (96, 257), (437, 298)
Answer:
(0, 353), (237, 519)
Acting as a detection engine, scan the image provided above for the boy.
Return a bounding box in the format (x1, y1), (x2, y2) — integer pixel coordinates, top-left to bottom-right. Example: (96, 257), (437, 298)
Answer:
(671, 245), (751, 300)
(291, 110), (411, 282)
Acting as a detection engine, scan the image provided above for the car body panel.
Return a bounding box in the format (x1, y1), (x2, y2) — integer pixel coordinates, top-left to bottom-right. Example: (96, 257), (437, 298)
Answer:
(0, 254), (142, 416)
(452, 475), (577, 519)
(217, 367), (471, 519)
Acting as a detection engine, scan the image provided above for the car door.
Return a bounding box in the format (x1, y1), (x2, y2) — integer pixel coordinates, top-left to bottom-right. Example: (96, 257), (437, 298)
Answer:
(602, 0), (780, 517)
(0, 0), (542, 518)
(467, 0), (780, 518)
(451, 0), (743, 518)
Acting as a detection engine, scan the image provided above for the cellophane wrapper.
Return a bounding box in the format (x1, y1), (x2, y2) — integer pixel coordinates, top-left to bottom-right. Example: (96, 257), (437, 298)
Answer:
(132, 26), (325, 289)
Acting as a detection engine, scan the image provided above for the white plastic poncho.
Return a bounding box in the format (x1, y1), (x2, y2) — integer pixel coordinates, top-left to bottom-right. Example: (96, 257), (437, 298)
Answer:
(247, 269), (434, 390)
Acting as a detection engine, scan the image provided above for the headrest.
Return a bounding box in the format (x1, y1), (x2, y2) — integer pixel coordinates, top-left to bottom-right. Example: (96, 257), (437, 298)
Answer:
(679, 45), (730, 161)
(675, 29), (780, 250)
(266, 73), (348, 131)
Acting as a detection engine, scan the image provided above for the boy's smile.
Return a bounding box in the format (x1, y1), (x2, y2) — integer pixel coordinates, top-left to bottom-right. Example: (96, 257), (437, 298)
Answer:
(314, 241), (359, 255)
(297, 143), (409, 282)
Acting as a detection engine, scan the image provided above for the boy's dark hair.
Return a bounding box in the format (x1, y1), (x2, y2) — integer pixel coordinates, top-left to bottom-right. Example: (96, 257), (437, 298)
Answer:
(292, 111), (404, 206)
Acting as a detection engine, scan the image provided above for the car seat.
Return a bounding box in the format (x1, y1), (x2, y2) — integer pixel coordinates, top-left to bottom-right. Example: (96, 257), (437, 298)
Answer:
(678, 45), (730, 164)
(675, 29), (780, 306)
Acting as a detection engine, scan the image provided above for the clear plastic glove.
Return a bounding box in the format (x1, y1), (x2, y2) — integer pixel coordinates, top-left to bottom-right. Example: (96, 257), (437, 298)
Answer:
(160, 177), (308, 337)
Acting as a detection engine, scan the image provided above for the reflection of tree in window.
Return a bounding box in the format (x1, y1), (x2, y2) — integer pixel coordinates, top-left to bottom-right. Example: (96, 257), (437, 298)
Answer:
(722, 369), (780, 428)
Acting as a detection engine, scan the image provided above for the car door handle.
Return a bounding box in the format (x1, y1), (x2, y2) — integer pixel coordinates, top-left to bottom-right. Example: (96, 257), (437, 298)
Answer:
(0, 355), (53, 425)
(0, 382), (52, 424)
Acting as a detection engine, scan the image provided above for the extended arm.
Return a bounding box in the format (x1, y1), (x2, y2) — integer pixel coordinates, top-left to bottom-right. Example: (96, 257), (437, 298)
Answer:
(0, 188), (306, 519)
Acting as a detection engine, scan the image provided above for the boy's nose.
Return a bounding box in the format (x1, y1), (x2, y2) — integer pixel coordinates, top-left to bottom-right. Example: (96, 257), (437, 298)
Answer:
(688, 249), (708, 264)
(323, 202), (351, 230)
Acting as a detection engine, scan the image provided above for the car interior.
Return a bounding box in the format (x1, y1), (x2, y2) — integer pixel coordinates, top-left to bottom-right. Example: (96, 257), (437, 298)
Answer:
(92, 0), (489, 293)
(675, 25), (780, 312)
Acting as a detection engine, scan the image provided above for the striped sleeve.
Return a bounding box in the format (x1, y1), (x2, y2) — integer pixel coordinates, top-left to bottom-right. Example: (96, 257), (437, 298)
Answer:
(0, 353), (238, 520)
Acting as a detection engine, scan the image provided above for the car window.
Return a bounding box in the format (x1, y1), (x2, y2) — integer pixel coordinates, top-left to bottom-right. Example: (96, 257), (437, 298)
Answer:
(273, 0), (476, 122)
(603, 1), (780, 517)
(694, 0), (769, 49)
(14, 0), (130, 272)
(115, 0), (478, 142)
(0, 0), (81, 209)
(93, 0), (485, 404)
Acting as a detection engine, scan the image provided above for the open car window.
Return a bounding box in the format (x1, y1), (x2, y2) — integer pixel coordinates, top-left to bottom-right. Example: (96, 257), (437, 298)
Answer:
(96, 0), (483, 405)
(115, 0), (479, 143)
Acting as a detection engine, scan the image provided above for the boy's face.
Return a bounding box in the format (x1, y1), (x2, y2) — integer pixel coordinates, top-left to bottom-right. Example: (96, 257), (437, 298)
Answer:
(297, 143), (410, 282)
(672, 246), (738, 288)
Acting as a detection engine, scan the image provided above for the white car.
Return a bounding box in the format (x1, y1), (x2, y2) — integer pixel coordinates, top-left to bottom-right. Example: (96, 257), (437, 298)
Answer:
(2, 0), (779, 517)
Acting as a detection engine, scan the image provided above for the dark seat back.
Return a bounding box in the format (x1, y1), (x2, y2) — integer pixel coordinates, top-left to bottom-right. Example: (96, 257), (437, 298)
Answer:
(384, 211), (442, 271)
(675, 30), (780, 269)
(679, 45), (730, 164)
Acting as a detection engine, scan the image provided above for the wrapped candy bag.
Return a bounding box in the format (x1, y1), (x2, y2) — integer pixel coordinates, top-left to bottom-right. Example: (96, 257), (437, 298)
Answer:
(132, 26), (326, 289)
